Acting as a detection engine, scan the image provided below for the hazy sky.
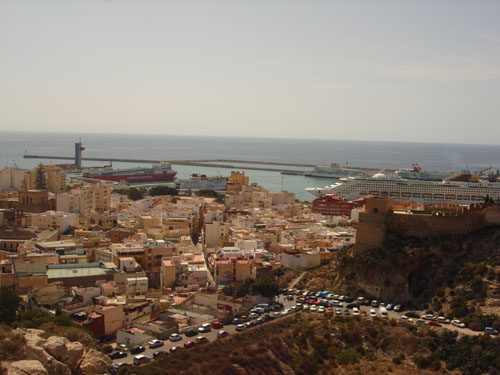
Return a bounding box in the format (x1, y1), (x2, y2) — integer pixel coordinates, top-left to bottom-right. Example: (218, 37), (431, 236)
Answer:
(1, 1), (499, 144)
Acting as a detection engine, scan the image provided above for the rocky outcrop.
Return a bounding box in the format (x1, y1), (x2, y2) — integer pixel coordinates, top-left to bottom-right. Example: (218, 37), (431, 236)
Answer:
(66, 341), (85, 370)
(4, 329), (110, 375)
(42, 336), (69, 362)
(80, 349), (112, 375)
(6, 360), (48, 375)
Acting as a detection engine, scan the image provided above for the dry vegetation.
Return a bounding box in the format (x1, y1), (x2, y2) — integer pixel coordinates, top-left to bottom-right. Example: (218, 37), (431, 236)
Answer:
(120, 313), (500, 375)
(297, 227), (500, 332)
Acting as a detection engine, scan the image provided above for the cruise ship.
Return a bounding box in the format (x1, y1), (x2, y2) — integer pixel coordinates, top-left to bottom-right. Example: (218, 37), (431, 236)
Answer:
(83, 163), (176, 183)
(175, 174), (228, 192)
(397, 164), (456, 181)
(304, 163), (365, 178)
(305, 173), (500, 205)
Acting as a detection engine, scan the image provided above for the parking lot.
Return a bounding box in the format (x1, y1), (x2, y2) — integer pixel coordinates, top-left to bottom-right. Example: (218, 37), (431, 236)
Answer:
(109, 289), (486, 372)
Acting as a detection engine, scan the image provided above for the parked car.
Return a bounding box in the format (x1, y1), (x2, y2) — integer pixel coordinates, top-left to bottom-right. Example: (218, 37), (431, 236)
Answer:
(148, 339), (164, 348)
(361, 310), (368, 317)
(195, 336), (208, 343)
(416, 319), (426, 325)
(371, 300), (379, 307)
(318, 306), (325, 313)
(343, 309), (350, 315)
(485, 327), (499, 335)
(117, 344), (128, 352)
(97, 334), (114, 343)
(184, 328), (197, 337)
(217, 330), (229, 338)
(386, 304), (394, 311)
(335, 308), (342, 314)
(169, 333), (182, 342)
(232, 318), (242, 325)
(211, 321), (224, 329)
(422, 314), (436, 321)
(369, 309), (377, 317)
(394, 304), (402, 312)
(109, 351), (127, 360)
(184, 341), (197, 349)
(249, 312), (259, 319)
(451, 320), (466, 328)
(352, 307), (360, 316)
(153, 351), (167, 358)
(405, 311), (420, 319)
(169, 346), (180, 353)
(427, 321), (442, 327)
(133, 354), (150, 365)
(198, 323), (212, 333)
(437, 317), (450, 324)
(235, 324), (246, 332)
(130, 346), (145, 355)
(310, 305), (317, 313)
(109, 362), (130, 374)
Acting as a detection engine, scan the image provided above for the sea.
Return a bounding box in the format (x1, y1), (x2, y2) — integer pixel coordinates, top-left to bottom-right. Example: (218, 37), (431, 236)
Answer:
(1, 131), (500, 202)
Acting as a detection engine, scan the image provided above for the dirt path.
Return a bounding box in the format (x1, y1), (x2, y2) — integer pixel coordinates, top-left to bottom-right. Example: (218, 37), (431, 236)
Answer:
(288, 271), (306, 288)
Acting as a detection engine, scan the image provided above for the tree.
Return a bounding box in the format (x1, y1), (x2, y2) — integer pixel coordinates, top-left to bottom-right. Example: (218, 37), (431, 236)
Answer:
(35, 164), (46, 189)
(252, 275), (280, 299)
(0, 288), (21, 325)
(127, 187), (144, 201)
(150, 186), (179, 196)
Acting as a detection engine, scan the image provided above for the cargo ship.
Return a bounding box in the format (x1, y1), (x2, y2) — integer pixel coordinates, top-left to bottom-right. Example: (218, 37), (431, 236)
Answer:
(83, 163), (176, 183)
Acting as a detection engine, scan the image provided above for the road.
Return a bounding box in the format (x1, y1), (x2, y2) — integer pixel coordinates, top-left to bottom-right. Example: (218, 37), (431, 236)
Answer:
(111, 295), (482, 369)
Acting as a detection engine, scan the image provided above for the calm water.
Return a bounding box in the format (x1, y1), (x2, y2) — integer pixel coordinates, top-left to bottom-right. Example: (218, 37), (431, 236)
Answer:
(1, 131), (500, 201)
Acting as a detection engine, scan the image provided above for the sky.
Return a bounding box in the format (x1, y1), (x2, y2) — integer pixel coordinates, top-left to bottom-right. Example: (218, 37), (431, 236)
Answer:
(0, 0), (499, 144)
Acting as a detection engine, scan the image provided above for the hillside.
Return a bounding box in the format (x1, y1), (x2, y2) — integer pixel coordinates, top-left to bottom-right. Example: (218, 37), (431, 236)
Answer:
(296, 226), (500, 331)
(120, 313), (500, 375)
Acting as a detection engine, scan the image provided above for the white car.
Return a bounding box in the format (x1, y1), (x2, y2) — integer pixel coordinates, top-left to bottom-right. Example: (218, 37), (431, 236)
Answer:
(318, 306), (325, 313)
(451, 320), (466, 328)
(438, 316), (451, 324)
(423, 314), (435, 320)
(235, 324), (246, 332)
(310, 305), (317, 312)
(369, 309), (376, 317)
(169, 333), (182, 342)
(198, 323), (212, 333)
(352, 307), (360, 316)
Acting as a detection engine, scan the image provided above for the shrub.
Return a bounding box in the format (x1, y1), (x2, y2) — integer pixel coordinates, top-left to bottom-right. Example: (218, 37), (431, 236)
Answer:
(414, 355), (431, 369)
(337, 349), (360, 365)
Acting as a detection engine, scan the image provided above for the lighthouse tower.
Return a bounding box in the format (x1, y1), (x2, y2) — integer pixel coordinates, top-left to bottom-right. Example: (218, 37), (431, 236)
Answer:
(75, 138), (85, 168)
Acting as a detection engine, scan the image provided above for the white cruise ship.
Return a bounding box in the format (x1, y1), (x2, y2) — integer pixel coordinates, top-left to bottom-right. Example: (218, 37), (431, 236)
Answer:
(304, 163), (365, 178)
(305, 173), (500, 205)
(397, 164), (455, 181)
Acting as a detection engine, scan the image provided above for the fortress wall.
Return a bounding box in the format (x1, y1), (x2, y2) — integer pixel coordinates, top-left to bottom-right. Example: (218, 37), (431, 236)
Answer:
(386, 213), (484, 238)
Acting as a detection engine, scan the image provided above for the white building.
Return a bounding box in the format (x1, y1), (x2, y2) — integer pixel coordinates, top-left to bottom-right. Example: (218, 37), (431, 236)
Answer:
(56, 189), (90, 217)
(126, 276), (149, 296)
(280, 251), (321, 270)
(0, 167), (27, 191)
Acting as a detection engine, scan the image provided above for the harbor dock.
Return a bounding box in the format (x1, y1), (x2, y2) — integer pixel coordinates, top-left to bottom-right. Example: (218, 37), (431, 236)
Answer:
(23, 154), (389, 174)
